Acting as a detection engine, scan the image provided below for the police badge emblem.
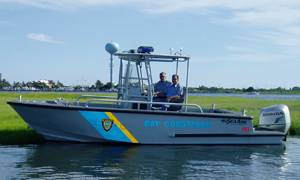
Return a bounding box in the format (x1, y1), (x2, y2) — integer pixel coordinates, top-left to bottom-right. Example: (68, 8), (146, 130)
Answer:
(102, 118), (114, 132)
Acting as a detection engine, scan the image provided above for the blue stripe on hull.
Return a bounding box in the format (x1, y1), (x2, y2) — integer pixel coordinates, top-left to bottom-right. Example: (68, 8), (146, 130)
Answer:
(79, 111), (131, 143)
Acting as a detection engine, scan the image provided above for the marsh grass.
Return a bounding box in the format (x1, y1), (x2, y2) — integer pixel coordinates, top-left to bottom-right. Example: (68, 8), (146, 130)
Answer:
(188, 96), (300, 135)
(0, 92), (299, 144)
(0, 92), (82, 145)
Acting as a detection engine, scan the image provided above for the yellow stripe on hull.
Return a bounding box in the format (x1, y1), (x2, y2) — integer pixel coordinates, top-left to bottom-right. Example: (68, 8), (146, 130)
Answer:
(105, 112), (139, 143)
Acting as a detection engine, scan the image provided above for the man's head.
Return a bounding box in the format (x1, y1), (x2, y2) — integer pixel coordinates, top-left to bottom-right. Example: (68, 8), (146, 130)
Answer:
(172, 74), (179, 85)
(159, 72), (167, 81)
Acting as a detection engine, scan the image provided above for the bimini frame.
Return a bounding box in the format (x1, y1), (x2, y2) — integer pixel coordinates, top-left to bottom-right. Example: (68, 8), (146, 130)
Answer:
(114, 52), (190, 110)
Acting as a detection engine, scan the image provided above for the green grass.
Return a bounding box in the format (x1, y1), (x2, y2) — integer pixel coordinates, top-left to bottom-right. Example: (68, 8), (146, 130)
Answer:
(0, 92), (82, 145)
(0, 92), (299, 145)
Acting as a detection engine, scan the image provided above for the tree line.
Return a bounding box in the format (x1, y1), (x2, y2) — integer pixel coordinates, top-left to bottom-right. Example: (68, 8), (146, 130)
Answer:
(0, 79), (64, 90)
(1, 78), (300, 94)
(189, 86), (300, 94)
(0, 79), (116, 91)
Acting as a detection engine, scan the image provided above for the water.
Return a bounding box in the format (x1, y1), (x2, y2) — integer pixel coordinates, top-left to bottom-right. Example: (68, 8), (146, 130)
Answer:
(0, 138), (300, 179)
(191, 93), (300, 100)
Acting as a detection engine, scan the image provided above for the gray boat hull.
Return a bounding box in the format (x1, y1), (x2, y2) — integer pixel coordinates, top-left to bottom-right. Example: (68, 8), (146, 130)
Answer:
(8, 101), (286, 145)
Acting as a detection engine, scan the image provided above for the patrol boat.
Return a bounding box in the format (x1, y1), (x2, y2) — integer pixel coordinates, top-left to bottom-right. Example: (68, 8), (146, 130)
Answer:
(7, 44), (291, 145)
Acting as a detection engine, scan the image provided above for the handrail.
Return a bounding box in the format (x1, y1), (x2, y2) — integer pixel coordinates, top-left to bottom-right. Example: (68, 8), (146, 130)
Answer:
(81, 98), (203, 113)
(76, 95), (116, 104)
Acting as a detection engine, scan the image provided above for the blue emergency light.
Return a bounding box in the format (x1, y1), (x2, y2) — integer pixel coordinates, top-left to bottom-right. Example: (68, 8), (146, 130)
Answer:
(137, 46), (154, 54)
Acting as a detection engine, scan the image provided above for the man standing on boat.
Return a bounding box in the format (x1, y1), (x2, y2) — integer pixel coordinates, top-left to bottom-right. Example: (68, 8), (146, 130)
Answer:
(154, 72), (171, 102)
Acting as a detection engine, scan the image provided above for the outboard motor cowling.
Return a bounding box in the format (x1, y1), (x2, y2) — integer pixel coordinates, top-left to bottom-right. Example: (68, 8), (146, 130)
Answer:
(259, 104), (291, 134)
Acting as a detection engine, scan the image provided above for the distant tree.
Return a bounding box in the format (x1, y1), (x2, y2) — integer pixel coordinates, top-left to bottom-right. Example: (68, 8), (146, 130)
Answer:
(32, 81), (47, 90)
(274, 87), (286, 93)
(89, 85), (96, 91)
(208, 87), (218, 93)
(26, 81), (33, 88)
(292, 86), (300, 91)
(244, 86), (255, 92)
(95, 80), (104, 90)
(103, 82), (114, 90)
(51, 81), (64, 89)
(48, 80), (55, 88)
(56, 81), (64, 88)
(198, 85), (208, 91)
(21, 81), (26, 87)
(0, 78), (10, 89)
(73, 85), (82, 91)
(13, 81), (21, 88)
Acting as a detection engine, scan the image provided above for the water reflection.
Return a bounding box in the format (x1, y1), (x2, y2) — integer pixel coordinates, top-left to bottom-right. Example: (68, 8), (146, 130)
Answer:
(15, 143), (289, 179)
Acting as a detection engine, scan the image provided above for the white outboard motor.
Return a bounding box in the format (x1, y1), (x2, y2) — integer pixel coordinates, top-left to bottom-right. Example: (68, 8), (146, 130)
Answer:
(259, 104), (291, 134)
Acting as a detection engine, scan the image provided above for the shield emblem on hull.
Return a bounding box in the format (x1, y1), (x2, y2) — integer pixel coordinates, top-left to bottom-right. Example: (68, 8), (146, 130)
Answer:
(102, 118), (114, 132)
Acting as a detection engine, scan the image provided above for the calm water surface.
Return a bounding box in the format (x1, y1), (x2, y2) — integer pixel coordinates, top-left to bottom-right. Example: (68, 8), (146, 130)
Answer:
(1, 138), (299, 179)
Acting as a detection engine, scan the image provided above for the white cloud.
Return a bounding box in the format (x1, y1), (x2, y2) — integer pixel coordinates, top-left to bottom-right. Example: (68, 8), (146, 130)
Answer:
(226, 46), (255, 54)
(193, 52), (289, 64)
(3, 0), (300, 29)
(26, 33), (63, 44)
(228, 8), (300, 28)
(0, 0), (131, 10)
(4, 0), (300, 60)
(2, 0), (300, 24)
(0, 0), (296, 11)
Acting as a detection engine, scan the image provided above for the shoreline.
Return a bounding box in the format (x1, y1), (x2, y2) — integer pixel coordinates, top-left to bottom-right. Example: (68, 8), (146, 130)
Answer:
(2, 90), (300, 95)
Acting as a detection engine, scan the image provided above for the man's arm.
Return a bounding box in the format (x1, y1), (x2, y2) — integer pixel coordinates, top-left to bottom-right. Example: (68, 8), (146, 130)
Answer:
(179, 85), (184, 97)
(167, 85), (183, 100)
(154, 83), (158, 92)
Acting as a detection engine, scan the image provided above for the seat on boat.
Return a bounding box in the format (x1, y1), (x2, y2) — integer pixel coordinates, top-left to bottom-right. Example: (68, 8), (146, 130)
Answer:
(167, 87), (186, 111)
(132, 103), (148, 109)
(167, 97), (184, 111)
(152, 96), (168, 110)
(151, 87), (186, 111)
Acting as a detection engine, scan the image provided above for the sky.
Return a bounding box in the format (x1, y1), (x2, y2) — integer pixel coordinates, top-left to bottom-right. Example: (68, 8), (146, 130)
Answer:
(0, 0), (300, 88)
